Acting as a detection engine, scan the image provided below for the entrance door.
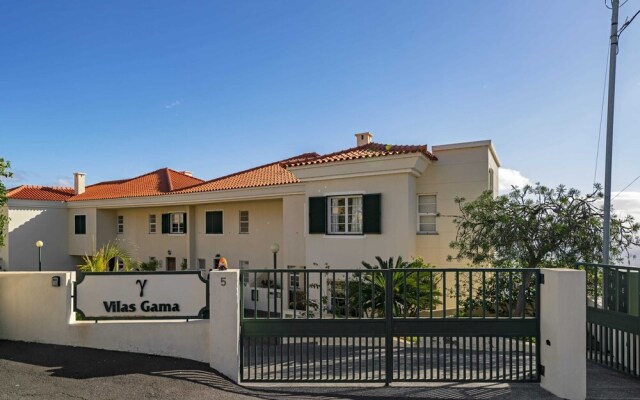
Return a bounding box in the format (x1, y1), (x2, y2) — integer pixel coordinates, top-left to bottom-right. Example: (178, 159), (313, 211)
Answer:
(166, 257), (176, 271)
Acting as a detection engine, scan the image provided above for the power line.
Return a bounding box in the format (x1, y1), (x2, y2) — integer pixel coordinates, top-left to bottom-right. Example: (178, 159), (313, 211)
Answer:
(613, 175), (640, 200)
(618, 8), (640, 36)
(593, 45), (611, 185)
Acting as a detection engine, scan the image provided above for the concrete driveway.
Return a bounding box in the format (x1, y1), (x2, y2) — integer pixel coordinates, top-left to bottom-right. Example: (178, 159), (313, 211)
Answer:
(0, 340), (638, 400)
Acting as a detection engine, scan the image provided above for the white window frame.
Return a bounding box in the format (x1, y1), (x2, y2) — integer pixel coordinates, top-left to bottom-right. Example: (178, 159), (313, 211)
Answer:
(239, 210), (249, 234)
(327, 195), (363, 235)
(417, 194), (437, 234)
(170, 212), (185, 234)
(149, 214), (157, 234)
(117, 215), (124, 234)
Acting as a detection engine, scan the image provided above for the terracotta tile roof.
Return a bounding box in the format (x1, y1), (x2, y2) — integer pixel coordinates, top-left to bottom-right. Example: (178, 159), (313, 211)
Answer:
(68, 168), (204, 201)
(284, 142), (437, 167)
(7, 185), (75, 201)
(177, 153), (320, 194)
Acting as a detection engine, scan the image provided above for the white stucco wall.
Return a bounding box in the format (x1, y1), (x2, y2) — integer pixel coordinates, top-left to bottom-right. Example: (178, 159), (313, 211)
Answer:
(415, 144), (493, 267)
(0, 272), (210, 363)
(7, 200), (75, 271)
(304, 173), (417, 269)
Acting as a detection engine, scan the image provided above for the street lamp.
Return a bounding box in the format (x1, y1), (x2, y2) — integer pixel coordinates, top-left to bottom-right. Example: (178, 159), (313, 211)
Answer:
(35, 240), (43, 272)
(270, 243), (280, 315)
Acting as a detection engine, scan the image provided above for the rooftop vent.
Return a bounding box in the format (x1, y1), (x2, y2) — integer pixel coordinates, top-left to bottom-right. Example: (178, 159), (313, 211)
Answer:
(355, 132), (373, 147)
(74, 172), (86, 195)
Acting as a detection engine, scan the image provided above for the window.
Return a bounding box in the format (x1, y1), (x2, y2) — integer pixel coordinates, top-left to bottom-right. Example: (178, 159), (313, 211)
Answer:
(117, 215), (124, 234)
(74, 215), (86, 235)
(149, 214), (157, 234)
(205, 211), (223, 234)
(197, 258), (206, 270)
(417, 195), (437, 233)
(328, 195), (363, 234)
(309, 194), (381, 235)
(489, 168), (494, 192)
(239, 211), (249, 234)
(161, 213), (187, 234)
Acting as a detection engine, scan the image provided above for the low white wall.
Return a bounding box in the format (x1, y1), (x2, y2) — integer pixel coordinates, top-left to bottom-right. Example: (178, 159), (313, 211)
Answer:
(0, 272), (210, 363)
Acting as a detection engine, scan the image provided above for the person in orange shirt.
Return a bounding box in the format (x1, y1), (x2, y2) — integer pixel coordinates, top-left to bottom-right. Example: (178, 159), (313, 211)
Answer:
(217, 256), (228, 271)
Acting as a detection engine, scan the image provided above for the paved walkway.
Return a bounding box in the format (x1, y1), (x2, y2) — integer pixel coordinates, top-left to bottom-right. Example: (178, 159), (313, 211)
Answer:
(0, 340), (638, 400)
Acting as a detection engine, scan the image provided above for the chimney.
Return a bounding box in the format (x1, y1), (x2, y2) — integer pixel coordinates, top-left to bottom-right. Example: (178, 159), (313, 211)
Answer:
(180, 171), (193, 177)
(355, 132), (373, 147)
(74, 172), (86, 195)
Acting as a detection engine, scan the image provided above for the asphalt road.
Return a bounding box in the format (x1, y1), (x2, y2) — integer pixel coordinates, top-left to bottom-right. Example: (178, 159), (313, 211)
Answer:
(0, 340), (638, 400)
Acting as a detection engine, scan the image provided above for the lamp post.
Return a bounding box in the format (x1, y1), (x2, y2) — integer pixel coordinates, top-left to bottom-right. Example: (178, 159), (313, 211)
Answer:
(35, 241), (43, 272)
(270, 243), (280, 316)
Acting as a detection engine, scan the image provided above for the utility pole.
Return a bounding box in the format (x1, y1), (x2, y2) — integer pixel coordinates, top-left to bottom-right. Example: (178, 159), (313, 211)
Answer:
(603, 0), (619, 265)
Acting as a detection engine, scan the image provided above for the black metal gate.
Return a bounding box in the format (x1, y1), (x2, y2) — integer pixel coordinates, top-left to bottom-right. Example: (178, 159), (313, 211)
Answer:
(240, 268), (540, 383)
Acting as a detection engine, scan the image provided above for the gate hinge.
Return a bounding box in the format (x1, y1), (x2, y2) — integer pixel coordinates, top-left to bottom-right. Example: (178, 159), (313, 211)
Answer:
(539, 273), (545, 284)
(538, 364), (545, 376)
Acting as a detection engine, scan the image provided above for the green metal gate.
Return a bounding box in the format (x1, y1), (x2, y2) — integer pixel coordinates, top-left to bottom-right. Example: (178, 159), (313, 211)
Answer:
(579, 263), (640, 378)
(240, 268), (540, 383)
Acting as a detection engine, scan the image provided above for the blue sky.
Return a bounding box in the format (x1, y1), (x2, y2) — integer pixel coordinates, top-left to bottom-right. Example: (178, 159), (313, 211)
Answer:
(1, 1), (639, 218)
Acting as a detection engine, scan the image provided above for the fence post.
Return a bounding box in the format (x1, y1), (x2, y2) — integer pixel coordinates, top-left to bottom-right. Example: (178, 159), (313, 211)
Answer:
(539, 268), (586, 400)
(385, 268), (393, 386)
(209, 269), (241, 383)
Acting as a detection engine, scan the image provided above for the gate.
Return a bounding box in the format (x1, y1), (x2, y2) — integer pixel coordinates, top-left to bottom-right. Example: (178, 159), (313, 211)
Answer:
(240, 267), (540, 383)
(579, 263), (640, 377)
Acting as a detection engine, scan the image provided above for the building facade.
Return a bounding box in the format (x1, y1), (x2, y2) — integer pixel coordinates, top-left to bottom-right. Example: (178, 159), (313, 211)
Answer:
(2, 134), (500, 272)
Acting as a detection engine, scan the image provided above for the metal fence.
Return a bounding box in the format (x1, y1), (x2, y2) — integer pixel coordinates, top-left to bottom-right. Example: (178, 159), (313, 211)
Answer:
(578, 263), (640, 377)
(240, 267), (540, 383)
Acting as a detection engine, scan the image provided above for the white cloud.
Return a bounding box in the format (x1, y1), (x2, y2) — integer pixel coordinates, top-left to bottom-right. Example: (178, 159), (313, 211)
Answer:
(498, 168), (531, 194)
(612, 191), (640, 222)
(164, 100), (181, 109)
(55, 178), (72, 187)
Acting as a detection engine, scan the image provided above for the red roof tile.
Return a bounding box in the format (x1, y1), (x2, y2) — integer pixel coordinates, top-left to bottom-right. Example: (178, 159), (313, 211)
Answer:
(68, 168), (204, 201)
(177, 153), (320, 194)
(284, 143), (437, 167)
(7, 186), (75, 201)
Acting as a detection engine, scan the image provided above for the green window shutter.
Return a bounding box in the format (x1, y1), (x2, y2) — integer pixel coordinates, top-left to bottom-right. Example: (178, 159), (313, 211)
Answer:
(161, 214), (170, 234)
(363, 193), (382, 234)
(205, 211), (223, 234)
(205, 212), (213, 234)
(182, 212), (187, 233)
(308, 197), (327, 234)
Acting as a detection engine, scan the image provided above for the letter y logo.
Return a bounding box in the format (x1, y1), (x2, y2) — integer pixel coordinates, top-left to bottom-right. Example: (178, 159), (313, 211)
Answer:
(136, 279), (148, 297)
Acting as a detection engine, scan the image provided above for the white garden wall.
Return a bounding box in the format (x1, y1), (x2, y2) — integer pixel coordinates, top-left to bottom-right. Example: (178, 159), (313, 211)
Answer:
(0, 272), (210, 363)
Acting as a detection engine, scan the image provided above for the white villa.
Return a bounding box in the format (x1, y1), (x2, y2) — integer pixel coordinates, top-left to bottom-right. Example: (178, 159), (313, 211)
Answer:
(1, 133), (499, 273)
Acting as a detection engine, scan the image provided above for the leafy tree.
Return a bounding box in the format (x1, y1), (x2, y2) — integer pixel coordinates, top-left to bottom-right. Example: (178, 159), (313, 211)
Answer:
(78, 241), (137, 272)
(346, 256), (442, 317)
(449, 183), (640, 316)
(0, 158), (12, 248)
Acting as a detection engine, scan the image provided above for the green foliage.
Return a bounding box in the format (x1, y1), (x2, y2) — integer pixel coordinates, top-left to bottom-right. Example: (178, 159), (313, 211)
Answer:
(449, 183), (640, 268)
(449, 183), (640, 317)
(138, 258), (159, 271)
(0, 158), (13, 248)
(180, 258), (188, 270)
(78, 241), (137, 272)
(345, 256), (442, 318)
(453, 268), (538, 318)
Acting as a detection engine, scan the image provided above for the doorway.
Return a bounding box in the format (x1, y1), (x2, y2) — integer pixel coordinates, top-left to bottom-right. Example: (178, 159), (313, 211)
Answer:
(166, 257), (176, 271)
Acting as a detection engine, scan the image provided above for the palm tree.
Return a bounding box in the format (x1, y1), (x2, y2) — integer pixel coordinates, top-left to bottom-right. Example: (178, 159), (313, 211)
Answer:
(78, 241), (137, 272)
(348, 256), (441, 317)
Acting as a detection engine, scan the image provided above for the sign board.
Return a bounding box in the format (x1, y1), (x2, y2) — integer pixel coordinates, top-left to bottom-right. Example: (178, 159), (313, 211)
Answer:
(74, 271), (209, 320)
